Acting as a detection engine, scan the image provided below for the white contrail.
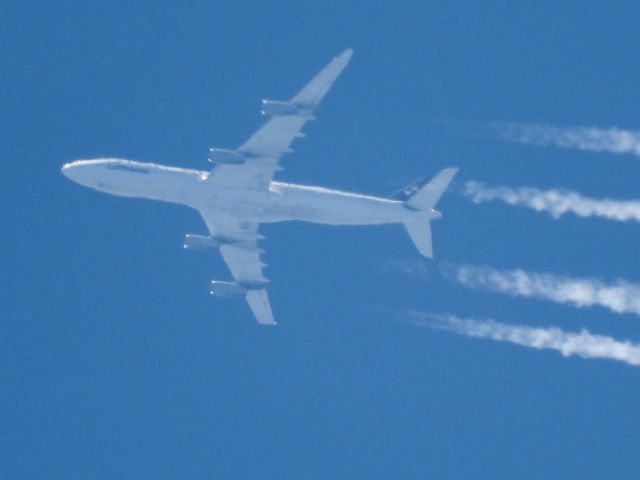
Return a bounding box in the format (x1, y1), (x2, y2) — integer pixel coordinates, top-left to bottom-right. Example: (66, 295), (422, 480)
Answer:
(408, 312), (640, 367)
(448, 265), (640, 317)
(492, 122), (640, 157)
(463, 181), (640, 223)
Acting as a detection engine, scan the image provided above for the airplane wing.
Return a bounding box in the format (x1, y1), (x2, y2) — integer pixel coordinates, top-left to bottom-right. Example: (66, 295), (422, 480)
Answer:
(205, 48), (353, 191)
(195, 49), (353, 325)
(199, 210), (275, 325)
(220, 244), (274, 325)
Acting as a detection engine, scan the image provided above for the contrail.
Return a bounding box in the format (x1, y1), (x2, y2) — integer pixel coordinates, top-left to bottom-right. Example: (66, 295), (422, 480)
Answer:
(447, 265), (640, 317)
(463, 181), (640, 223)
(492, 122), (640, 157)
(408, 312), (640, 367)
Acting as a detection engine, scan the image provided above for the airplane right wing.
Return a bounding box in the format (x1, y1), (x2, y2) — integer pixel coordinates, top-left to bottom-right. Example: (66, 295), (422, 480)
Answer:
(204, 49), (353, 192)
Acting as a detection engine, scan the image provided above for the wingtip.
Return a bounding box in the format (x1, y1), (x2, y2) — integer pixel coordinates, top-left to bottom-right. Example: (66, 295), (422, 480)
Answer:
(336, 48), (354, 61)
(441, 167), (460, 178)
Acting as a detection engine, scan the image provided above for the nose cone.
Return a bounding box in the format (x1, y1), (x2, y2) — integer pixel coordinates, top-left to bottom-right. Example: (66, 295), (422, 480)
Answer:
(61, 162), (73, 178)
(61, 160), (98, 188)
(61, 161), (83, 183)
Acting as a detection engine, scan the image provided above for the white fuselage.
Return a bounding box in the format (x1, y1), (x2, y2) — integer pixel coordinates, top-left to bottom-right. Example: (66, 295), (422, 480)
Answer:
(62, 158), (430, 226)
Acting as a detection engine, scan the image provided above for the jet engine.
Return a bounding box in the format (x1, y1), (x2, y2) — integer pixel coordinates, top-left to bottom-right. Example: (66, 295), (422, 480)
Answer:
(260, 99), (305, 117)
(208, 148), (246, 165)
(183, 234), (220, 251)
(210, 281), (247, 298)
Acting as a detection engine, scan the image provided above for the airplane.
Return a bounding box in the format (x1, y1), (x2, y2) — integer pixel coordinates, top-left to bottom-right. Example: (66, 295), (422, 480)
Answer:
(61, 49), (458, 325)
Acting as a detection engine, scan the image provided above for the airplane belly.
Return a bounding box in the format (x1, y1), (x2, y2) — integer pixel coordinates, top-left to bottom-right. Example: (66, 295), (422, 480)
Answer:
(270, 185), (403, 225)
(188, 184), (277, 220)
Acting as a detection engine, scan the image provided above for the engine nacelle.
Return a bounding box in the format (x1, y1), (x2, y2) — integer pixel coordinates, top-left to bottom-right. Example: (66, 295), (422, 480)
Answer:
(260, 99), (303, 117)
(210, 281), (247, 298)
(208, 148), (246, 165)
(183, 234), (220, 251)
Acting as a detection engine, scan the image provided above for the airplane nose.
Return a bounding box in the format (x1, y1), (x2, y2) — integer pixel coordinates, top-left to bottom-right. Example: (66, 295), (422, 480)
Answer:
(61, 162), (76, 181)
(61, 163), (71, 176)
(61, 160), (106, 190)
(61, 161), (87, 185)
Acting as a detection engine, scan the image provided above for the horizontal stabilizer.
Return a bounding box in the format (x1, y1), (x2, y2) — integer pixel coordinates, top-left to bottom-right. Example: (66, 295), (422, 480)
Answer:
(403, 219), (433, 258)
(405, 168), (458, 211)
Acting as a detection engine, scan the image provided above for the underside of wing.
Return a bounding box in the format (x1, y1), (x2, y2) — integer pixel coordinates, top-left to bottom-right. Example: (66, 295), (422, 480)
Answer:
(197, 209), (275, 324)
(205, 156), (280, 191)
(219, 242), (268, 286)
(220, 244), (275, 325)
(245, 289), (276, 325)
(205, 49), (353, 192)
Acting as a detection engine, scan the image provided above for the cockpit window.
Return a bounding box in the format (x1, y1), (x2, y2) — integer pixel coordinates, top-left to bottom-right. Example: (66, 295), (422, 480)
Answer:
(108, 164), (150, 174)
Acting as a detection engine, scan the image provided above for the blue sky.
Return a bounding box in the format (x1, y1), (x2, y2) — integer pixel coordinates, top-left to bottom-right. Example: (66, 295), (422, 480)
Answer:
(3, 1), (640, 478)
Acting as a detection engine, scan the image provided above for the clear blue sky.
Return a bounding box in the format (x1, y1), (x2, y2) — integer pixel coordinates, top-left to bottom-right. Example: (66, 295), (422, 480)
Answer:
(3, 2), (640, 478)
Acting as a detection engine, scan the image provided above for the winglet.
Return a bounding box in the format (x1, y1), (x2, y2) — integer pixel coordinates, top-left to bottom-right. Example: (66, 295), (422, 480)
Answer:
(290, 49), (354, 107)
(246, 289), (277, 325)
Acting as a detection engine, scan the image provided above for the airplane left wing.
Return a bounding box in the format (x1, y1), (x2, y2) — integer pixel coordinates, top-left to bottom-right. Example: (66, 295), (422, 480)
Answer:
(220, 243), (275, 325)
(205, 48), (353, 191)
(198, 210), (275, 325)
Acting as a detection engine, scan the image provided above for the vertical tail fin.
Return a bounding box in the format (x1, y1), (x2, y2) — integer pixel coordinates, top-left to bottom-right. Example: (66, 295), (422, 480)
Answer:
(402, 168), (458, 258)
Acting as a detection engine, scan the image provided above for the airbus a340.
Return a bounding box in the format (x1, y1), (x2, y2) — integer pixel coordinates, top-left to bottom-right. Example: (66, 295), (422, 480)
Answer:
(62, 49), (457, 325)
